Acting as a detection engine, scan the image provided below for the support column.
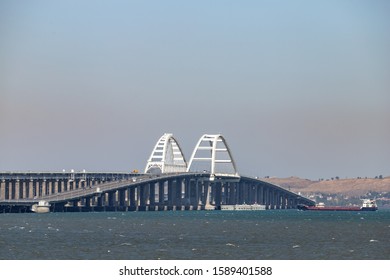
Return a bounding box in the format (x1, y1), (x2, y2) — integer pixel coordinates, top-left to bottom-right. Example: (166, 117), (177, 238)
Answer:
(26, 180), (31, 199)
(139, 184), (150, 208)
(158, 181), (165, 206)
(272, 189), (276, 209)
(68, 180), (74, 191)
(274, 192), (278, 209)
(240, 182), (245, 204)
(12, 180), (19, 199)
(129, 187), (136, 207)
(220, 183), (226, 205)
(197, 180), (203, 206)
(108, 192), (115, 207)
(85, 197), (91, 208)
(118, 189), (126, 207)
(277, 192), (281, 209)
(59, 180), (64, 192)
(184, 178), (191, 207)
(149, 182), (156, 207)
(204, 182), (214, 210)
(54, 180), (59, 194)
(229, 183), (236, 204)
(43, 180), (48, 196)
(175, 178), (183, 208)
(75, 180), (79, 190)
(168, 180), (175, 208)
(4, 180), (10, 200)
(268, 190), (273, 209)
(246, 183), (251, 204)
(214, 182), (222, 207)
(247, 184), (252, 204)
(264, 187), (270, 209)
(250, 185), (256, 204)
(8, 180), (14, 199)
(47, 180), (52, 195)
(281, 194), (287, 209)
(0, 180), (4, 200)
(97, 195), (103, 207)
(259, 186), (264, 205)
(136, 185), (141, 207)
(188, 179), (197, 207)
(37, 180), (43, 197)
(227, 183), (235, 205)
(237, 182), (243, 204)
(21, 180), (28, 199)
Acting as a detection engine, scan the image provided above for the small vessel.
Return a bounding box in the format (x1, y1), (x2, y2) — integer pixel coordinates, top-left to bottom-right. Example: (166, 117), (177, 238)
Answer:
(220, 204), (266, 211)
(297, 199), (378, 212)
(360, 199), (378, 211)
(31, 200), (51, 213)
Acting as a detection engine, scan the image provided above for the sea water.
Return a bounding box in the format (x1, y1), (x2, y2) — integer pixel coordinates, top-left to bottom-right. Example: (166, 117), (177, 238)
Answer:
(0, 210), (389, 260)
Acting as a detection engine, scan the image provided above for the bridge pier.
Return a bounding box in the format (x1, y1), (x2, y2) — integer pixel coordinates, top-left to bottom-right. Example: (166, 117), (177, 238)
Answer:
(185, 179), (191, 207)
(167, 180), (175, 209)
(214, 182), (222, 207)
(128, 187), (136, 210)
(118, 189), (126, 208)
(149, 182), (156, 207)
(274, 192), (279, 209)
(13, 180), (19, 199)
(270, 190), (276, 209)
(273, 190), (278, 209)
(56, 180), (61, 193)
(264, 187), (270, 209)
(176, 178), (183, 207)
(85, 197), (91, 209)
(5, 180), (10, 199)
(108, 192), (116, 209)
(281, 194), (287, 209)
(228, 183), (237, 204)
(0, 180), (5, 200)
(244, 182), (250, 204)
(139, 184), (148, 209)
(158, 181), (165, 207)
(195, 180), (202, 207)
(97, 195), (103, 208)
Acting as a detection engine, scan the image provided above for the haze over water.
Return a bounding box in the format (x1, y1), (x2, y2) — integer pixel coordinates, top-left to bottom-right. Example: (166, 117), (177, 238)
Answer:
(1, 210), (389, 260)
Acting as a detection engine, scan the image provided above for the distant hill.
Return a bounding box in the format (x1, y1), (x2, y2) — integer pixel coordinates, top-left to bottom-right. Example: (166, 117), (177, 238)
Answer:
(262, 176), (390, 196)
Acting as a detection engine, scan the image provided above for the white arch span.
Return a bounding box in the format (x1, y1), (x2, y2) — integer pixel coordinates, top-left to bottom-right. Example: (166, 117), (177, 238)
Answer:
(186, 134), (239, 177)
(144, 133), (187, 174)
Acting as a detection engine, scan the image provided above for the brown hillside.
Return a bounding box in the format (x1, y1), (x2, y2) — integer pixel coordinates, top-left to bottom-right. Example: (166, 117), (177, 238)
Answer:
(263, 176), (390, 196)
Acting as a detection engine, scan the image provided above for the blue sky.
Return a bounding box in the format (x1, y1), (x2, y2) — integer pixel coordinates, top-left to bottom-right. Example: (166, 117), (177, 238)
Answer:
(1, 0), (389, 179)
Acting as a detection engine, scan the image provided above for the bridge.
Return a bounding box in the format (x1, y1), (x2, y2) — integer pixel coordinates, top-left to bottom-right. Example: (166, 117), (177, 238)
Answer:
(0, 133), (315, 213)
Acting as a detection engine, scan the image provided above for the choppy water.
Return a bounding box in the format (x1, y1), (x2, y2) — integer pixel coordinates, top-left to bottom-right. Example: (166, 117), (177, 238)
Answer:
(0, 210), (389, 260)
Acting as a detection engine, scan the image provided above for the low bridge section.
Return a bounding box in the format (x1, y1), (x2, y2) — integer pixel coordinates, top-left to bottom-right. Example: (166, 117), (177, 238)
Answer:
(0, 172), (314, 213)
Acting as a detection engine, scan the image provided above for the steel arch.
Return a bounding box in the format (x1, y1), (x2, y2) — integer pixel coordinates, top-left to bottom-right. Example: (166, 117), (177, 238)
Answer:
(144, 133), (187, 173)
(186, 134), (239, 178)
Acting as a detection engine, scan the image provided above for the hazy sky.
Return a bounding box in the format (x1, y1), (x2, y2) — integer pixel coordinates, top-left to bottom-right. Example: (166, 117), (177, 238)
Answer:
(1, 0), (389, 179)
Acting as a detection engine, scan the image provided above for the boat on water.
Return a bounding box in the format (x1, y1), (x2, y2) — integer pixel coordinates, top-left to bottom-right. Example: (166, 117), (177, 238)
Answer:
(31, 200), (51, 213)
(297, 199), (378, 212)
(220, 204), (266, 211)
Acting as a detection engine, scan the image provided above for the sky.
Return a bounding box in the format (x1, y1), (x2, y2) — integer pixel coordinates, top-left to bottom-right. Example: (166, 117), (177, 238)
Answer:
(1, 0), (389, 180)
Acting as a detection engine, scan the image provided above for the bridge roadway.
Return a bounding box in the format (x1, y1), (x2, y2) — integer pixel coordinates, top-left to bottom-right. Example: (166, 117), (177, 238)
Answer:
(0, 172), (314, 213)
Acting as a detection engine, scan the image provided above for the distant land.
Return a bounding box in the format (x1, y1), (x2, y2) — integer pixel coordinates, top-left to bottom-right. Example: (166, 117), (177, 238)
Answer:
(263, 176), (390, 208)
